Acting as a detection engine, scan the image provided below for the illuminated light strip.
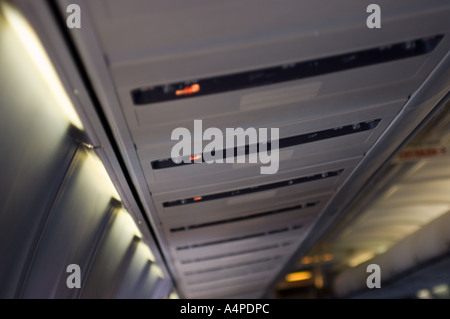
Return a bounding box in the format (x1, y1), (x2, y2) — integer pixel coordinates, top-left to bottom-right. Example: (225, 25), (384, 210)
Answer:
(86, 151), (122, 201)
(163, 169), (343, 207)
(121, 208), (142, 239)
(2, 2), (84, 130)
(152, 120), (381, 170)
(152, 264), (164, 279)
(131, 35), (443, 105)
(348, 251), (375, 267)
(139, 241), (155, 262)
(0, 5), (165, 277)
(285, 271), (312, 282)
(301, 253), (334, 264)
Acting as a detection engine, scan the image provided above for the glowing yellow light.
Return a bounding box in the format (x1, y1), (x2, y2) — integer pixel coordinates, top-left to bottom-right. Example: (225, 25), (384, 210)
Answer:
(432, 284), (449, 297)
(301, 253), (333, 265)
(152, 265), (164, 279)
(348, 251), (375, 267)
(416, 289), (432, 299)
(314, 271), (324, 289)
(1, 2), (84, 130)
(285, 271), (312, 282)
(139, 242), (155, 262)
(169, 291), (179, 299)
(86, 151), (121, 201)
(122, 209), (142, 239)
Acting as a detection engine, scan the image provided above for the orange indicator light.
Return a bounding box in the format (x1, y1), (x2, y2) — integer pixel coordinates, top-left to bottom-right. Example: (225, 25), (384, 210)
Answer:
(175, 83), (200, 96)
(190, 154), (202, 161)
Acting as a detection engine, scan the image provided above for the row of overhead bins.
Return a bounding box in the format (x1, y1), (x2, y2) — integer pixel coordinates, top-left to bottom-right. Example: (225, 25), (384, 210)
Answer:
(0, 1), (172, 298)
(60, 0), (450, 298)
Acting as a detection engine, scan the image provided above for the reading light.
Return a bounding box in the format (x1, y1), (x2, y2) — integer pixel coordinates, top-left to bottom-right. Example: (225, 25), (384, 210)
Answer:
(1, 2), (84, 130)
(285, 271), (312, 282)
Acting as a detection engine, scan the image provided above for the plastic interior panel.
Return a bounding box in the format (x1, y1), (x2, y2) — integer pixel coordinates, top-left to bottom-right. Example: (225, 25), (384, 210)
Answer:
(115, 244), (161, 299)
(175, 243), (296, 274)
(167, 205), (319, 249)
(139, 100), (404, 194)
(153, 156), (359, 211)
(21, 149), (116, 298)
(0, 14), (78, 298)
(128, 60), (422, 147)
(80, 210), (137, 298)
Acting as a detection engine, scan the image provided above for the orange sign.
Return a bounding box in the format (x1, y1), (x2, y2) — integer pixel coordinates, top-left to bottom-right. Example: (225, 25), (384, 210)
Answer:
(395, 145), (448, 162)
